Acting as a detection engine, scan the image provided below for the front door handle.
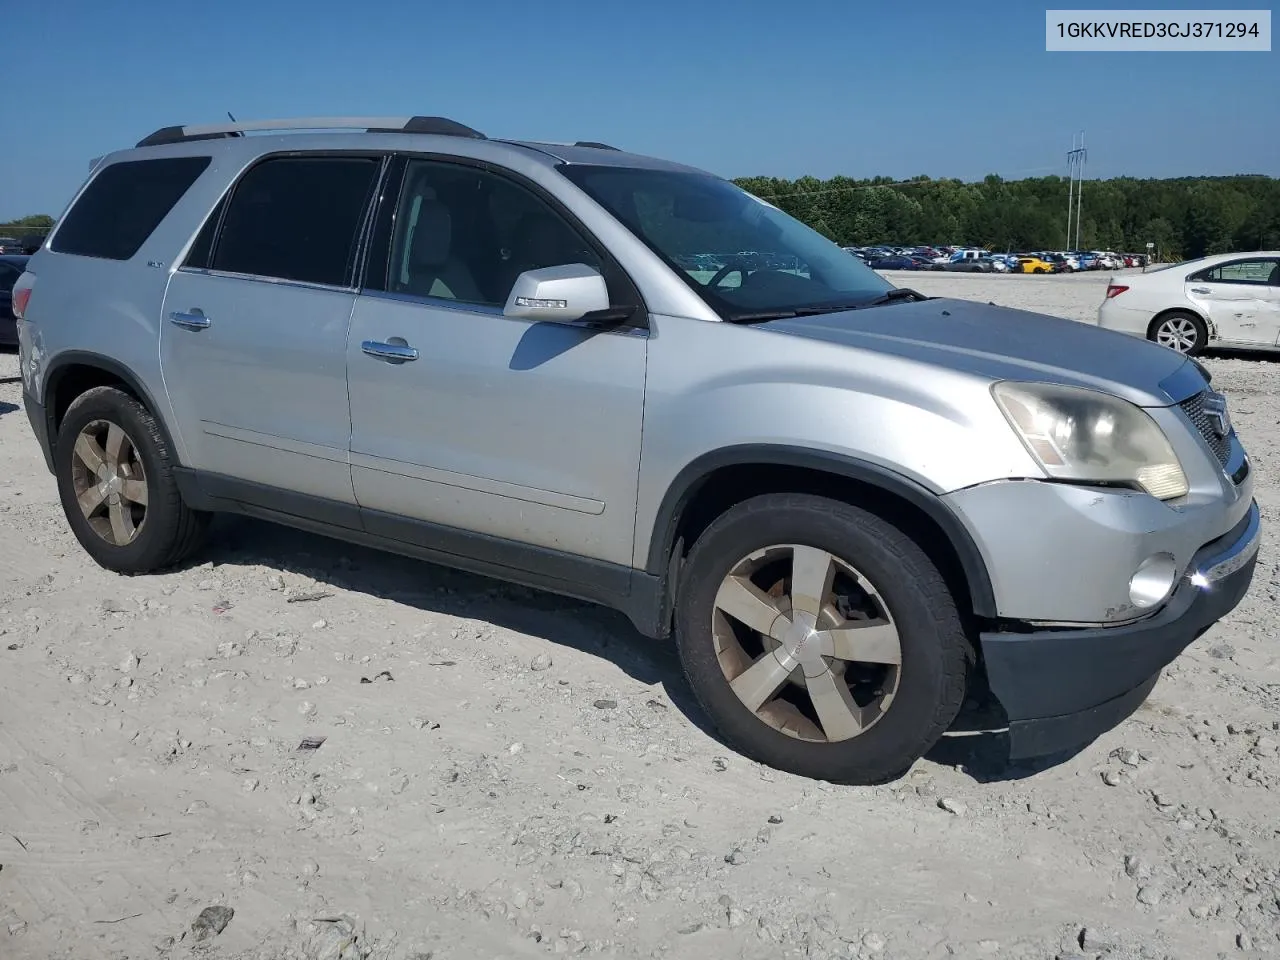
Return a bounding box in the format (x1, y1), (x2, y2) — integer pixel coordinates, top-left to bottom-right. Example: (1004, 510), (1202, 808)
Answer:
(1190, 287), (1211, 295)
(361, 339), (419, 363)
(169, 309), (210, 330)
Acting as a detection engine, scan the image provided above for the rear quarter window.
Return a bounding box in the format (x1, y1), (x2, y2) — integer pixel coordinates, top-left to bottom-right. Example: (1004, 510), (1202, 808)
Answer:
(51, 156), (211, 261)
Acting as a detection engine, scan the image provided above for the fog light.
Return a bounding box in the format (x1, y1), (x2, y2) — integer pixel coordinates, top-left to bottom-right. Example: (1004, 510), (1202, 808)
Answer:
(1129, 553), (1178, 609)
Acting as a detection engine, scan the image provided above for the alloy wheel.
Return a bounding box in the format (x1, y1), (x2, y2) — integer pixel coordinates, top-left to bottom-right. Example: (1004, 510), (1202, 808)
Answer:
(69, 419), (149, 546)
(1155, 317), (1199, 353)
(712, 544), (902, 742)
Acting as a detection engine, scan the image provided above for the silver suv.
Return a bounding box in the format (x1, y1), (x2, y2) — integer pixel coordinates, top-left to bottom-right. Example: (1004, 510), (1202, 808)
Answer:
(14, 117), (1260, 784)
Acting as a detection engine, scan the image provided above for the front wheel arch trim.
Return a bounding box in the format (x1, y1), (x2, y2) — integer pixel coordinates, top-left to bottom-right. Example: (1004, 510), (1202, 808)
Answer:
(645, 445), (997, 619)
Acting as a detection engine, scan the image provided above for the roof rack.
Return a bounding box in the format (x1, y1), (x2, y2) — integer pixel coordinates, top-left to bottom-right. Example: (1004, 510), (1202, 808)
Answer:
(573, 141), (620, 151)
(135, 116), (487, 148)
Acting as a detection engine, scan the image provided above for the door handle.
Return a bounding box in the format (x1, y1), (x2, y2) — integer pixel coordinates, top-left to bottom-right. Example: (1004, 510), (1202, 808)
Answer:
(169, 309), (210, 330)
(361, 339), (419, 363)
(1190, 287), (1211, 295)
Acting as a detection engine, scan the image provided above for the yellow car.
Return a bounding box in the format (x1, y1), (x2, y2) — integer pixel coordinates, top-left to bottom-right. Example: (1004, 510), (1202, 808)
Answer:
(1015, 256), (1055, 274)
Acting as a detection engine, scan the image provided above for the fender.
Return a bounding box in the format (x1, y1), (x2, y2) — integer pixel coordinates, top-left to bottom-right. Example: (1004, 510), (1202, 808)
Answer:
(645, 444), (997, 619)
(41, 351), (184, 466)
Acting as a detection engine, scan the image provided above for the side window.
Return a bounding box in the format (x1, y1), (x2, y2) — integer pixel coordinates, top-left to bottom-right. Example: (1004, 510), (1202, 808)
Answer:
(1197, 259), (1279, 284)
(376, 159), (603, 307)
(207, 156), (382, 287)
(184, 193), (228, 270)
(50, 156), (211, 261)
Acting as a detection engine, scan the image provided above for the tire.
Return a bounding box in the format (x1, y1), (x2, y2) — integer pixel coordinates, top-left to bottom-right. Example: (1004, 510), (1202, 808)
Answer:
(1148, 310), (1207, 356)
(674, 493), (971, 785)
(55, 386), (210, 573)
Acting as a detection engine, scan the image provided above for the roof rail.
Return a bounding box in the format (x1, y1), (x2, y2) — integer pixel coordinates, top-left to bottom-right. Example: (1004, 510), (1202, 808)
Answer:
(135, 116), (486, 148)
(574, 141), (620, 151)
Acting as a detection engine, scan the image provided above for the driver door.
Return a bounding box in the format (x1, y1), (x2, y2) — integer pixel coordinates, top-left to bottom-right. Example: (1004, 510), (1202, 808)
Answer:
(1187, 256), (1280, 345)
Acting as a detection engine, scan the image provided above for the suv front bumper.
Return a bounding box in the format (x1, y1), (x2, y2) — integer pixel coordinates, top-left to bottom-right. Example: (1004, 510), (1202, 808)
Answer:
(981, 500), (1260, 759)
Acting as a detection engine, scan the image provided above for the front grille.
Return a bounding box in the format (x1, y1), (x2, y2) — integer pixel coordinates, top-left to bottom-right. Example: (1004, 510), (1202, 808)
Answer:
(1179, 390), (1232, 468)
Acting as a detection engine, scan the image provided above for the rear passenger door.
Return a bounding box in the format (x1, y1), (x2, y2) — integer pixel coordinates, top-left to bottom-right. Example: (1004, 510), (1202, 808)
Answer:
(1188, 257), (1280, 345)
(160, 153), (386, 508)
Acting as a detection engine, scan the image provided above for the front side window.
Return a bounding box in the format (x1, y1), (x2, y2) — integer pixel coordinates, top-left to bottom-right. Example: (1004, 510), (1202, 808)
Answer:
(203, 155), (382, 287)
(1194, 258), (1280, 285)
(373, 159), (604, 308)
(51, 156), (211, 261)
(558, 165), (892, 320)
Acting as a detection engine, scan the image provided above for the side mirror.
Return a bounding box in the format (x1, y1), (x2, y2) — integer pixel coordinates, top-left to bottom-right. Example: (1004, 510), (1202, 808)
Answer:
(503, 264), (611, 324)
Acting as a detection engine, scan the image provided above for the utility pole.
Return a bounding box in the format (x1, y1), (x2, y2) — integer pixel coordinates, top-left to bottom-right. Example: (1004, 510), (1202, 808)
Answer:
(1066, 132), (1086, 251)
(1066, 133), (1076, 249)
(1074, 131), (1086, 251)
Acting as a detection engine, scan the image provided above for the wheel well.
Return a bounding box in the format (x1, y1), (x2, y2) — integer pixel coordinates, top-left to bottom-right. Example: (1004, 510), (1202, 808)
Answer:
(666, 463), (983, 626)
(1147, 307), (1205, 339)
(47, 364), (138, 434)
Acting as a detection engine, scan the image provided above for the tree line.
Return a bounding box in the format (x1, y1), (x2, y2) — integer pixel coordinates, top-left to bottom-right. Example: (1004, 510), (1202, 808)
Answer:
(6, 173), (1278, 261)
(732, 173), (1280, 259)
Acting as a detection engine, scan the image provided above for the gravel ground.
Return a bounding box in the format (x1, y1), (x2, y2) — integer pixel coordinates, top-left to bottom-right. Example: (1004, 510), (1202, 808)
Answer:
(2, 271), (1278, 960)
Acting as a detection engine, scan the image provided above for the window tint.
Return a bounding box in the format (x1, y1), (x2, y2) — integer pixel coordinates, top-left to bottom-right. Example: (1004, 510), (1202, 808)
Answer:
(376, 159), (603, 307)
(1196, 258), (1279, 284)
(210, 156), (382, 286)
(0, 262), (19, 293)
(51, 156), (211, 261)
(184, 193), (228, 270)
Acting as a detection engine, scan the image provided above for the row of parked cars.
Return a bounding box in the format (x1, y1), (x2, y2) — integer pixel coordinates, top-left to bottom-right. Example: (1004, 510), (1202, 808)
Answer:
(0, 235), (45, 256)
(846, 245), (1149, 275)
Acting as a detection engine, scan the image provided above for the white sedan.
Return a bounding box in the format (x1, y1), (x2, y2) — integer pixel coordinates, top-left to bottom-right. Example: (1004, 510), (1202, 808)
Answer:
(1097, 251), (1280, 354)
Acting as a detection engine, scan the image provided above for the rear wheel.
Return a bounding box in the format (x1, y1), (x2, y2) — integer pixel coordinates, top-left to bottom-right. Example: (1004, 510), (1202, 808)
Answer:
(55, 386), (210, 573)
(1149, 311), (1206, 355)
(674, 493), (970, 784)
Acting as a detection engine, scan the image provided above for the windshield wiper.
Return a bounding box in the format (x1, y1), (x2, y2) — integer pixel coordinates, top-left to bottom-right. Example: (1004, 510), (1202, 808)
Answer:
(725, 303), (868, 324)
(724, 290), (930, 324)
(860, 288), (929, 307)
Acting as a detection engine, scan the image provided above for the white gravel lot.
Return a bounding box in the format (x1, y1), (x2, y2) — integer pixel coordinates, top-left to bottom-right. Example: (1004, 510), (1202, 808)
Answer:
(1, 271), (1278, 960)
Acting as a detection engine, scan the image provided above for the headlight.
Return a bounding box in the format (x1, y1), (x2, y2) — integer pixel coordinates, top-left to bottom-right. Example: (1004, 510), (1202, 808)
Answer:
(992, 381), (1188, 500)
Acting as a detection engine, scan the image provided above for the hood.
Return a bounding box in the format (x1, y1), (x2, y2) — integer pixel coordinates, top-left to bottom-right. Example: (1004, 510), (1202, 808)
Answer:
(761, 297), (1201, 407)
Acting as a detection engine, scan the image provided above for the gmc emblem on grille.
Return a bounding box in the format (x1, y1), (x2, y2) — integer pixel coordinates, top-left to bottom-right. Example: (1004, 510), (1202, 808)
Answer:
(1203, 392), (1232, 438)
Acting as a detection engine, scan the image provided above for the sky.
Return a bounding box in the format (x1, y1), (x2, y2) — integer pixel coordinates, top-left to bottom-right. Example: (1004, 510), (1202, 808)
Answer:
(1, 0), (1277, 220)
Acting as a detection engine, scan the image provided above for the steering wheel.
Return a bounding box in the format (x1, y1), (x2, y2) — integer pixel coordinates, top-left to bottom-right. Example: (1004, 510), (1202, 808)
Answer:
(707, 262), (749, 289)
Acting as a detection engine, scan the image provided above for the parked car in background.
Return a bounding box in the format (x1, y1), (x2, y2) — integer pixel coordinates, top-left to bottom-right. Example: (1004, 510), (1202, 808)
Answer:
(1041, 253), (1075, 273)
(1097, 251), (1280, 355)
(0, 254), (31, 345)
(868, 254), (925, 270)
(943, 255), (995, 273)
(0, 237), (26, 255)
(1014, 255), (1055, 274)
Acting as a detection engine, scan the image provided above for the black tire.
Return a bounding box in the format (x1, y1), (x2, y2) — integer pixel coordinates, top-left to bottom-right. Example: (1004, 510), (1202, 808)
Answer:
(674, 493), (971, 785)
(1147, 310), (1207, 356)
(55, 386), (210, 573)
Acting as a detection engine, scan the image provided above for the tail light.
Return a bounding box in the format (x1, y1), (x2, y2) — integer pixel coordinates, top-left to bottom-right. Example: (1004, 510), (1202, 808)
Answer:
(12, 283), (32, 319)
(1105, 284), (1129, 299)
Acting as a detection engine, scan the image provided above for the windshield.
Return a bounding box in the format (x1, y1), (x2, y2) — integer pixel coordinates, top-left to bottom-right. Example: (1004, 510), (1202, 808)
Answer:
(558, 165), (893, 320)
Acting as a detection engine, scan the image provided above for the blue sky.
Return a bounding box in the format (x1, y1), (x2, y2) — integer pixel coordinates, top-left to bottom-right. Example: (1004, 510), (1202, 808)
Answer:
(1, 0), (1276, 219)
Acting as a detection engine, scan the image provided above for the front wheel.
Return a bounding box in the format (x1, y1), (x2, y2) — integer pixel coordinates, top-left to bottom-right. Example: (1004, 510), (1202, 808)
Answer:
(1149, 311), (1206, 355)
(674, 493), (971, 784)
(55, 386), (210, 573)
